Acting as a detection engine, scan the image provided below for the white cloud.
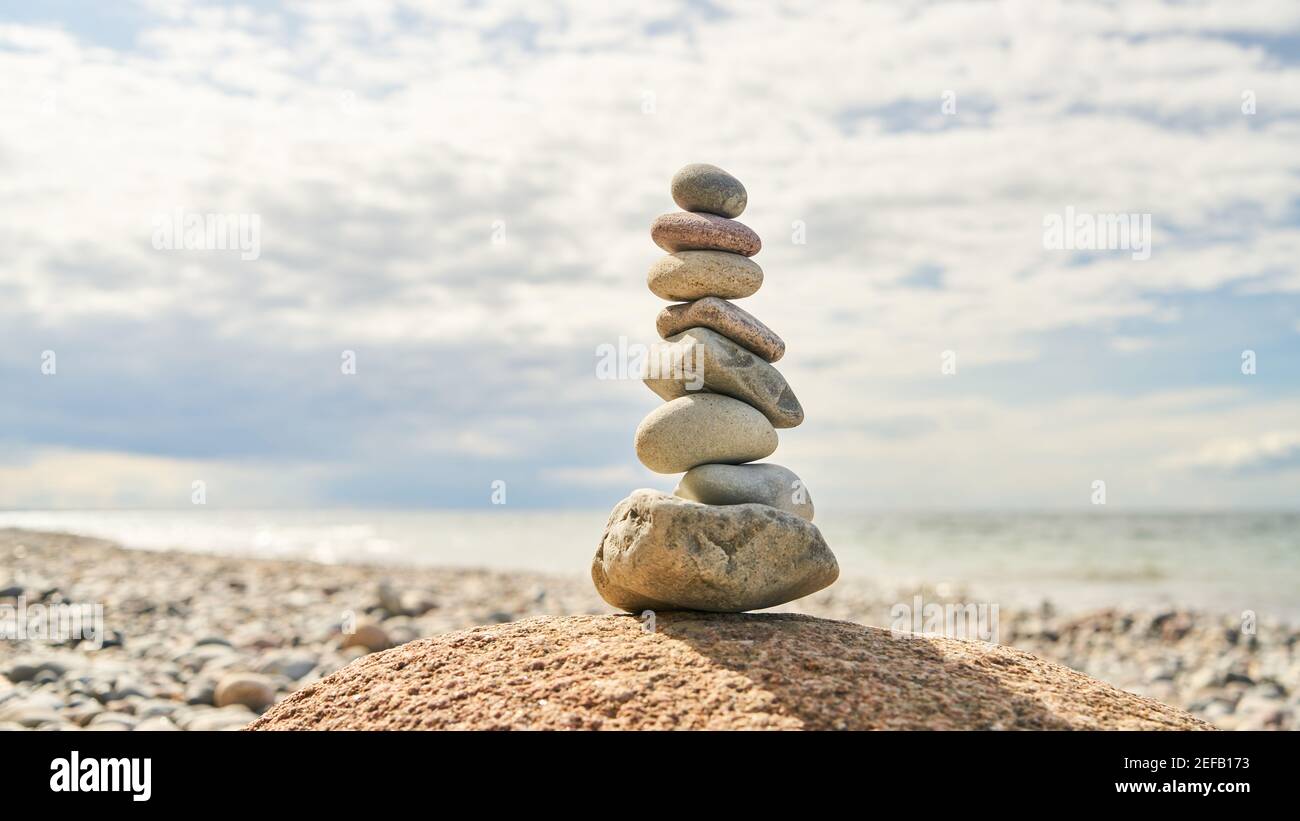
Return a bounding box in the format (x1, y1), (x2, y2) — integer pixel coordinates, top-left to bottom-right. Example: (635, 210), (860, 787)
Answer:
(1174, 431), (1300, 473)
(0, 448), (335, 508)
(540, 463), (662, 489)
(786, 390), (1300, 509)
(1110, 336), (1155, 354)
(1, 0), (1299, 508)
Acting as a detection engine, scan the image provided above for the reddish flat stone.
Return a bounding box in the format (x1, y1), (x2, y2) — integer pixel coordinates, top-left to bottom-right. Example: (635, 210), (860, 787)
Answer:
(650, 212), (761, 256)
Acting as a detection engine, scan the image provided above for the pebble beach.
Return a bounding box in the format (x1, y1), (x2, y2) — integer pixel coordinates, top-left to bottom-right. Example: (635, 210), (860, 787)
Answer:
(1, 528), (1296, 731)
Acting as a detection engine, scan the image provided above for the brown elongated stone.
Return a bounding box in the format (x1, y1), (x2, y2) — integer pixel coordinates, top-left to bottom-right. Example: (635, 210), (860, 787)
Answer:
(656, 296), (785, 362)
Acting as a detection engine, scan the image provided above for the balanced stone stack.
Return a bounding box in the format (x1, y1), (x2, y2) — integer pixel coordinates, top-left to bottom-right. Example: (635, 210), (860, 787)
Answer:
(592, 163), (838, 613)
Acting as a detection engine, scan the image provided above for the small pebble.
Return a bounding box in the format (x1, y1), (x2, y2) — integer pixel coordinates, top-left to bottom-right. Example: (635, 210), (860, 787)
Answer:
(671, 163), (748, 218)
(213, 673), (276, 711)
(340, 621), (391, 653)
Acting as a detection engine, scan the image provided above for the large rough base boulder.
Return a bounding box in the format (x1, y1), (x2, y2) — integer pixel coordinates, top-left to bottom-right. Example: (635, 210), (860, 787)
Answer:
(250, 614), (1211, 730)
(593, 490), (838, 612)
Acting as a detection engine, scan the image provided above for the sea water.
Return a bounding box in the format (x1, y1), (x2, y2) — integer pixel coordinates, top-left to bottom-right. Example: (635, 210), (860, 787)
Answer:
(0, 509), (1295, 620)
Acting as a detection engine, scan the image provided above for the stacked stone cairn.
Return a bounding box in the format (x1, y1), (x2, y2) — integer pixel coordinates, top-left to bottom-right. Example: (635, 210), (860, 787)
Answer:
(592, 163), (839, 613)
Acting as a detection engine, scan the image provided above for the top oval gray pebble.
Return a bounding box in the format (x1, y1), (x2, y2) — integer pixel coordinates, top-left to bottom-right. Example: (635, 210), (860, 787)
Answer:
(671, 163), (747, 219)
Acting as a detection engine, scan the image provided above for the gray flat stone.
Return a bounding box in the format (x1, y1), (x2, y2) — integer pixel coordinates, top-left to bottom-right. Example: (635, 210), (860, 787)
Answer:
(675, 463), (814, 521)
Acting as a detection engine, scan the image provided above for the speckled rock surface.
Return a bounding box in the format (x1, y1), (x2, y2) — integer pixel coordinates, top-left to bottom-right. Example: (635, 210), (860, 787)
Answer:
(657, 297), (786, 362)
(592, 490), (835, 612)
(651, 212), (761, 257)
(645, 327), (803, 428)
(670, 163), (748, 218)
(647, 251), (763, 301)
(248, 613), (1214, 730)
(676, 462), (814, 521)
(634, 395), (777, 474)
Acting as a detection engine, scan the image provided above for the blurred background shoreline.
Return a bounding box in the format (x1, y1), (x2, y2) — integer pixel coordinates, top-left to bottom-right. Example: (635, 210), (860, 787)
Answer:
(1, 508), (1295, 621)
(2, 525), (1296, 731)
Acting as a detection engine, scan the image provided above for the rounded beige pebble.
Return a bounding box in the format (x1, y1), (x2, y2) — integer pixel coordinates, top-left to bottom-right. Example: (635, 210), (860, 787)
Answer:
(650, 212), (761, 257)
(675, 463), (814, 521)
(647, 251), (763, 301)
(671, 163), (748, 218)
(340, 620), (391, 653)
(213, 673), (276, 711)
(634, 394), (777, 474)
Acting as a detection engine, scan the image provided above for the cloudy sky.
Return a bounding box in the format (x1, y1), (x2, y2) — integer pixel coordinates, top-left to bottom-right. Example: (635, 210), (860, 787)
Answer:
(1, 0), (1299, 511)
